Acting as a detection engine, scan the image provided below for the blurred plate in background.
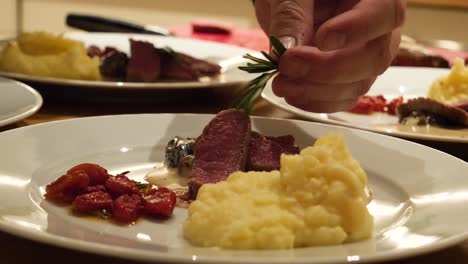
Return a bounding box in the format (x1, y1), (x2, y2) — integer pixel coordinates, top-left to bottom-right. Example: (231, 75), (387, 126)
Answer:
(0, 32), (256, 90)
(0, 77), (42, 127)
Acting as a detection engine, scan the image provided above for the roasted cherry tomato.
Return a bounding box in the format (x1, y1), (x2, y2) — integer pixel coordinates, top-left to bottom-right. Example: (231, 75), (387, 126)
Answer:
(45, 171), (89, 203)
(67, 163), (110, 186)
(72, 191), (113, 212)
(142, 187), (176, 218)
(112, 194), (143, 223)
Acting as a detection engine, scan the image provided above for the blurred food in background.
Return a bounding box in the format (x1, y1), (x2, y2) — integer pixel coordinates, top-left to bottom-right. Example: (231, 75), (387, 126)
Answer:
(0, 31), (221, 82)
(0, 32), (101, 80)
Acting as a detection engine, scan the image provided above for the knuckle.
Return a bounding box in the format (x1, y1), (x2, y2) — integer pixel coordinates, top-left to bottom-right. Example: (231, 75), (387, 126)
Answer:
(393, 0), (406, 27)
(272, 0), (305, 24)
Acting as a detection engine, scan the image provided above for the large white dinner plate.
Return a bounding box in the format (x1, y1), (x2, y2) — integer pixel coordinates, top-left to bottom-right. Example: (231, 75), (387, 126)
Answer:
(0, 32), (256, 89)
(0, 76), (42, 127)
(262, 66), (468, 143)
(0, 114), (467, 263)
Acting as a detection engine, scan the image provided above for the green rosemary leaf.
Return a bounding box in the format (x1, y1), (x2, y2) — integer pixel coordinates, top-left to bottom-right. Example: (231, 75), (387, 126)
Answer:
(261, 51), (277, 65)
(270, 36), (287, 57)
(238, 65), (277, 73)
(243, 53), (270, 65)
(233, 36), (286, 113)
(132, 180), (153, 193)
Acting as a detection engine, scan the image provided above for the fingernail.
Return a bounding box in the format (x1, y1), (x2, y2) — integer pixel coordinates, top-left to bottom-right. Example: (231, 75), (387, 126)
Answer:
(323, 31), (346, 51)
(278, 36), (296, 49)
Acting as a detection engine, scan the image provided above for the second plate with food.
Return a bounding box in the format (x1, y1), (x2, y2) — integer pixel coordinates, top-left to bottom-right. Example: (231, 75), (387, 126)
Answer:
(0, 32), (256, 90)
(262, 66), (468, 143)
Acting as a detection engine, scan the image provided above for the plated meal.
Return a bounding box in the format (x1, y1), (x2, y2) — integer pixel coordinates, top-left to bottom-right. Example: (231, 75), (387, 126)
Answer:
(0, 113), (467, 263)
(0, 32), (255, 89)
(263, 60), (468, 142)
(0, 32), (220, 83)
(43, 109), (373, 249)
(349, 58), (467, 128)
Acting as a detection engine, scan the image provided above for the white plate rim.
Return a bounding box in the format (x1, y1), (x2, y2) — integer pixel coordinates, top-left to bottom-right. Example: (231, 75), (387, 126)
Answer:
(0, 113), (467, 264)
(0, 77), (43, 127)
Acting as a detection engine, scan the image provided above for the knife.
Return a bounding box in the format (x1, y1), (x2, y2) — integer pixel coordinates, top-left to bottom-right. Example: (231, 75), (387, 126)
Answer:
(66, 13), (172, 36)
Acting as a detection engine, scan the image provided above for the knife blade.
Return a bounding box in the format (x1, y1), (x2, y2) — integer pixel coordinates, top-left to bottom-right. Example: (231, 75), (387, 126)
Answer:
(66, 13), (172, 36)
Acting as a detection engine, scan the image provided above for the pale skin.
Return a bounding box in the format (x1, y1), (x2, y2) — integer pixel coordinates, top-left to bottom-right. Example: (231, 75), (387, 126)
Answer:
(253, 0), (406, 113)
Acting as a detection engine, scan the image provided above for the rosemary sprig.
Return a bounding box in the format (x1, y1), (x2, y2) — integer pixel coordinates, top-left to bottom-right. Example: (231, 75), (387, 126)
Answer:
(234, 36), (287, 113)
(133, 180), (153, 193)
(119, 170), (153, 193)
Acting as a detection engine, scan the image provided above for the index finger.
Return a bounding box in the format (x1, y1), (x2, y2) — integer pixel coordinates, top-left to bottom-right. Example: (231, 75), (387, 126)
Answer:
(315, 0), (406, 51)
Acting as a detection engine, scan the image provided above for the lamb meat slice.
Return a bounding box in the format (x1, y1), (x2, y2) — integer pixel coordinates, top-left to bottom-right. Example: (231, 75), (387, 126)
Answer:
(266, 135), (300, 154)
(453, 99), (468, 112)
(159, 51), (199, 81)
(159, 49), (221, 80)
(397, 97), (468, 127)
(126, 39), (161, 82)
(188, 109), (251, 198)
(175, 52), (221, 76)
(247, 132), (300, 172)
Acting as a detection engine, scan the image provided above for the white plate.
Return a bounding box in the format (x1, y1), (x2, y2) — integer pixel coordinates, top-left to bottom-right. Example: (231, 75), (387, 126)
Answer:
(0, 76), (42, 127)
(0, 32), (256, 89)
(0, 114), (467, 263)
(262, 67), (468, 143)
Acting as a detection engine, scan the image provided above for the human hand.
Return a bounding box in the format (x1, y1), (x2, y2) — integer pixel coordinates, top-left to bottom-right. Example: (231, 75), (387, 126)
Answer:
(253, 0), (406, 112)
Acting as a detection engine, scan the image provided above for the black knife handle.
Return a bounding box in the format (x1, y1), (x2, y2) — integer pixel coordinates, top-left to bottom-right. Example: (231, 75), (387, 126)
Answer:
(66, 13), (168, 36)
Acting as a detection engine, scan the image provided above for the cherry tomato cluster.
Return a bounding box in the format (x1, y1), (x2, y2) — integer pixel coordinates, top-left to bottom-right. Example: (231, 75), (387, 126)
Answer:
(349, 95), (404, 115)
(45, 163), (176, 223)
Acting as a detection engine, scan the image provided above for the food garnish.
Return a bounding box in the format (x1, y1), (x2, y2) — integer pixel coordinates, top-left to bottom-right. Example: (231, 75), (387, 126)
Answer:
(234, 36), (286, 113)
(349, 95), (404, 115)
(45, 163), (176, 223)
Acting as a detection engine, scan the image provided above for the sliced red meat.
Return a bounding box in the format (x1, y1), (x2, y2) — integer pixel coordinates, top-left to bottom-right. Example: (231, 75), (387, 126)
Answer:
(453, 99), (468, 112)
(142, 187), (176, 218)
(266, 135), (301, 155)
(188, 109), (251, 198)
(247, 132), (300, 171)
(45, 171), (90, 203)
(72, 191), (113, 212)
(397, 97), (468, 126)
(67, 163), (110, 186)
(126, 39), (161, 82)
(112, 194), (143, 223)
(159, 51), (221, 80)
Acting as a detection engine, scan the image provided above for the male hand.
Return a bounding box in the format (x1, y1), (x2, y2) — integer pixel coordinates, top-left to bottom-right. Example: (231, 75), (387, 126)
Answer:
(254, 0), (406, 112)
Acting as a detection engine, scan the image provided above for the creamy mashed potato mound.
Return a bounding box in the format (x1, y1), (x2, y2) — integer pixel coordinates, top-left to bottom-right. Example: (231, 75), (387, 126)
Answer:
(428, 58), (468, 104)
(183, 133), (374, 249)
(0, 32), (100, 80)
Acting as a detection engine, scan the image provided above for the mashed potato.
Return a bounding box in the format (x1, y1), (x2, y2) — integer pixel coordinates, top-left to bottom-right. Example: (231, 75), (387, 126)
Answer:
(428, 58), (468, 104)
(0, 32), (100, 80)
(183, 133), (373, 249)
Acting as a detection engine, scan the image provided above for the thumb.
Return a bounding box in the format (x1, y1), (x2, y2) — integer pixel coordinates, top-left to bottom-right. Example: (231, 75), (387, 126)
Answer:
(268, 0), (314, 49)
